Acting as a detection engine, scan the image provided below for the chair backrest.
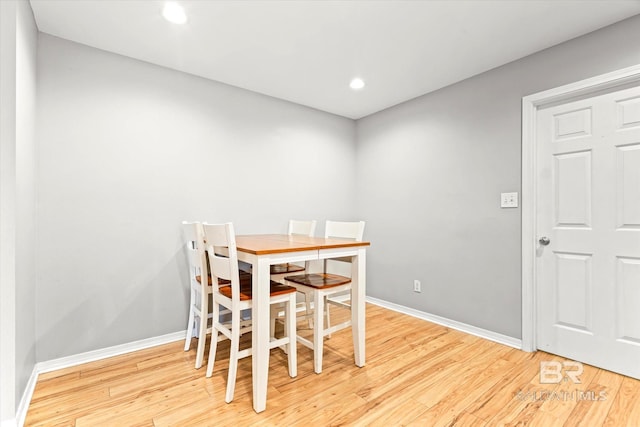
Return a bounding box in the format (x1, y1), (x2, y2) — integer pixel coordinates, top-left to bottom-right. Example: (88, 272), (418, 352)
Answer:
(202, 222), (242, 303)
(324, 220), (365, 241)
(323, 220), (366, 270)
(288, 219), (317, 237)
(182, 221), (207, 285)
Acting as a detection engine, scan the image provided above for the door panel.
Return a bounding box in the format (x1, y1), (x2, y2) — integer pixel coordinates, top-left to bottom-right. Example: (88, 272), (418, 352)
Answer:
(537, 84), (640, 379)
(616, 95), (640, 130)
(616, 143), (640, 228)
(554, 107), (592, 140)
(616, 256), (640, 344)
(554, 252), (592, 333)
(554, 151), (592, 227)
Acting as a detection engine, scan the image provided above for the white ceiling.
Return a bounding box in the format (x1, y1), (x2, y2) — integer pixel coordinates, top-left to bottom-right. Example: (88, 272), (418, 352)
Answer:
(29, 0), (640, 119)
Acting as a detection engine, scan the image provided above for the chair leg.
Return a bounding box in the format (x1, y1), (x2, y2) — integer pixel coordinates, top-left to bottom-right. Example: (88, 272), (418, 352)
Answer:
(225, 311), (241, 403)
(285, 295), (297, 378)
(270, 304), (279, 340)
(205, 330), (219, 378)
(194, 293), (209, 369)
(325, 295), (331, 338)
(184, 287), (196, 351)
(304, 291), (313, 329)
(205, 301), (220, 377)
(312, 290), (324, 374)
(193, 289), (202, 338)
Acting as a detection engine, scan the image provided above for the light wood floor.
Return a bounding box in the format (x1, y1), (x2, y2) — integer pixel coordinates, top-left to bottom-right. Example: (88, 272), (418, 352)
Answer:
(25, 303), (640, 426)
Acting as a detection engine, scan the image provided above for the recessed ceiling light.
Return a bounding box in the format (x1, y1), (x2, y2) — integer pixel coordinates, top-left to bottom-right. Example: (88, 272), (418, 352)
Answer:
(349, 78), (365, 90)
(162, 2), (187, 25)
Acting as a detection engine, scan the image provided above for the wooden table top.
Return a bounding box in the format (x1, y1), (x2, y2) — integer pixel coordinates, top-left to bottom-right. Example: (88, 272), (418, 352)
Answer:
(235, 234), (370, 255)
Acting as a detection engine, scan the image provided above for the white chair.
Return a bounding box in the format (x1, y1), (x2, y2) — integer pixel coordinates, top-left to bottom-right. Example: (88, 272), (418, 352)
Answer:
(182, 221), (213, 369)
(183, 221), (244, 369)
(270, 219), (317, 280)
(270, 220), (317, 332)
(284, 220), (365, 374)
(203, 222), (297, 403)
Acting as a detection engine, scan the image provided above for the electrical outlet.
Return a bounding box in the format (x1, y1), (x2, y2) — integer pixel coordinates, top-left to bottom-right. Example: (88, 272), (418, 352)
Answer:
(501, 192), (518, 208)
(413, 280), (421, 293)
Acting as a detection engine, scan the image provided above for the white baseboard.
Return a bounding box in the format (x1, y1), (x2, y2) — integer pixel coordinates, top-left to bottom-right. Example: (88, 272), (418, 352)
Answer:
(14, 366), (38, 427)
(14, 331), (185, 426)
(366, 296), (523, 349)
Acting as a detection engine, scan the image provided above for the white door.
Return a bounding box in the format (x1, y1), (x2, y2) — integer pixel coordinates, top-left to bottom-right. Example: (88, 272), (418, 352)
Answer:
(536, 84), (640, 379)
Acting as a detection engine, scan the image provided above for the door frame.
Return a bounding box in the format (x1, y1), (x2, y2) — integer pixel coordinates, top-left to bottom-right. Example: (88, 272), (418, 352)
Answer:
(521, 63), (640, 352)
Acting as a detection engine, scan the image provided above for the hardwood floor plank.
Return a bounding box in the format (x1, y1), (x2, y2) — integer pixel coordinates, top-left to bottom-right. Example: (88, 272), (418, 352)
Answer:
(526, 410), (564, 427)
(36, 367), (82, 382)
(412, 338), (512, 408)
(429, 411), (488, 427)
(331, 391), (427, 426)
(560, 369), (623, 427)
(25, 387), (110, 425)
(534, 360), (599, 424)
(362, 397), (430, 426)
(75, 377), (209, 426)
(28, 372), (81, 403)
(107, 362), (201, 397)
(602, 376), (640, 427)
(407, 357), (512, 426)
(460, 350), (550, 421)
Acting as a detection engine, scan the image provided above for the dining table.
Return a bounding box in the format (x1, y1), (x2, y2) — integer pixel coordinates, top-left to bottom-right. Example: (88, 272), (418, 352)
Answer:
(234, 234), (370, 413)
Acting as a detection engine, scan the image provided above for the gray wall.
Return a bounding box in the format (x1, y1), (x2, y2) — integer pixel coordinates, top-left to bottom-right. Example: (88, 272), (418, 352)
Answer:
(0, 1), (18, 420)
(35, 35), (357, 362)
(356, 14), (640, 339)
(15, 0), (38, 409)
(0, 0), (38, 421)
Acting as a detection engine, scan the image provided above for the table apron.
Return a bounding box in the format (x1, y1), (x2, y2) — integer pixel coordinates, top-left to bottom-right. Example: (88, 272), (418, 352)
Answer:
(318, 247), (361, 259)
(237, 249), (319, 265)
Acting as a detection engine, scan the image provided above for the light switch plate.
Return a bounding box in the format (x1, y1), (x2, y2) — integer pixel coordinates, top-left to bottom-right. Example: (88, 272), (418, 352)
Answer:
(501, 192), (518, 208)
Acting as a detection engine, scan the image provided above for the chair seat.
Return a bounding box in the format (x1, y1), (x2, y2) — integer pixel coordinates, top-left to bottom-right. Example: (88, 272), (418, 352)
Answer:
(219, 280), (296, 300)
(285, 273), (351, 289)
(270, 263), (306, 275)
(197, 270), (252, 286)
(195, 274), (213, 285)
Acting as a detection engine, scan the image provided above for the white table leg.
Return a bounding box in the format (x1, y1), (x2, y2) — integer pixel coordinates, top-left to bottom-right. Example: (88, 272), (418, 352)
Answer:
(252, 256), (271, 413)
(351, 248), (366, 367)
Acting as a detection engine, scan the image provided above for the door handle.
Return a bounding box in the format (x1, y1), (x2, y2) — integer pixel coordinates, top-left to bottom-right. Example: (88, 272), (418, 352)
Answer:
(539, 236), (551, 246)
